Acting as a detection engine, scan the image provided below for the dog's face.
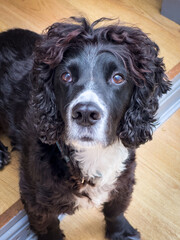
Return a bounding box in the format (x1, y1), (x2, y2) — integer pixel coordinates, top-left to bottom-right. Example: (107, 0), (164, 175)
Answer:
(53, 45), (134, 148)
(33, 18), (170, 148)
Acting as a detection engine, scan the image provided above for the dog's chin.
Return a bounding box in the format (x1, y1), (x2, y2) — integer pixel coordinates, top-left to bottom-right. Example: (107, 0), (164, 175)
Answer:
(67, 137), (106, 150)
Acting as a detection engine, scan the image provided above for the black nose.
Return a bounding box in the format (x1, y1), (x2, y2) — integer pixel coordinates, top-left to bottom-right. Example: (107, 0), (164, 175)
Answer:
(72, 102), (102, 126)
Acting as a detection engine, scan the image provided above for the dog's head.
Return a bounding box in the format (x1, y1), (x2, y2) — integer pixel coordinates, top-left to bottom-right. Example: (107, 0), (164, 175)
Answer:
(32, 17), (170, 149)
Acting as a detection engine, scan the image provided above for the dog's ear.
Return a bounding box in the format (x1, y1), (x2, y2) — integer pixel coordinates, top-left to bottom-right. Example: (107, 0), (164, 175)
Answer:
(31, 22), (80, 144)
(32, 19), (90, 144)
(31, 66), (63, 145)
(109, 26), (171, 148)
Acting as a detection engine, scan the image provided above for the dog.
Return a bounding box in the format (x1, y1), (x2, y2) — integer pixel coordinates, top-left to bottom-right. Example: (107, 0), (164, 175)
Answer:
(0, 17), (170, 240)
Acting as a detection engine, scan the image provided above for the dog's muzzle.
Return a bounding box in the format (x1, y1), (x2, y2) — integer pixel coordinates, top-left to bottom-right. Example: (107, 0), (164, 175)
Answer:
(66, 90), (108, 147)
(72, 102), (102, 127)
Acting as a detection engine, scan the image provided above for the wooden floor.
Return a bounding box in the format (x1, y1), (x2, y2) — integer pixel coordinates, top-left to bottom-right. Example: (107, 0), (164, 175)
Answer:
(0, 0), (180, 239)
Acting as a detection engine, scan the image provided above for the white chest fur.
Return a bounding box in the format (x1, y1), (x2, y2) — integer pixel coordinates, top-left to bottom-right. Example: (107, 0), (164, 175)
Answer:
(73, 141), (129, 209)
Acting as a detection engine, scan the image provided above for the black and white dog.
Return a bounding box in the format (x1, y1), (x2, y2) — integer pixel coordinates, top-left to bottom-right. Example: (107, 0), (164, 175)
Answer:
(0, 17), (170, 240)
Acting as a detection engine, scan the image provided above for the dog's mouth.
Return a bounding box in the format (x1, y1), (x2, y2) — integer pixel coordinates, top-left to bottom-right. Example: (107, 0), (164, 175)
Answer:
(66, 130), (104, 148)
(80, 136), (93, 142)
(69, 133), (98, 148)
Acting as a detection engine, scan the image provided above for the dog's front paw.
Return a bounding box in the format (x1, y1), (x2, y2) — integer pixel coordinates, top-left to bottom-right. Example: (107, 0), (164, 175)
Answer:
(106, 231), (141, 240)
(38, 231), (65, 240)
(105, 215), (141, 240)
(0, 143), (10, 169)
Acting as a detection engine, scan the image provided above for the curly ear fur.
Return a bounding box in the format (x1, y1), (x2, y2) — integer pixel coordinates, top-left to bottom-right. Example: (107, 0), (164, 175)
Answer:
(110, 27), (171, 148)
(32, 17), (170, 146)
(31, 67), (64, 144)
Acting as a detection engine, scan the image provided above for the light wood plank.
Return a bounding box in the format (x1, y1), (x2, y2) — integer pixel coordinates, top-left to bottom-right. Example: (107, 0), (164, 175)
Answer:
(0, 136), (19, 214)
(0, 0), (179, 71)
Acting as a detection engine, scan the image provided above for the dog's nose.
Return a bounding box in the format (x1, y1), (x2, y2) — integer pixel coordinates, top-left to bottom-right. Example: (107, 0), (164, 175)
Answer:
(72, 102), (102, 126)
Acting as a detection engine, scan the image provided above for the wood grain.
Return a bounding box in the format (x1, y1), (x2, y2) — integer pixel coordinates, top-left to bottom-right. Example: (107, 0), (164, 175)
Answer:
(167, 62), (180, 80)
(0, 136), (20, 215)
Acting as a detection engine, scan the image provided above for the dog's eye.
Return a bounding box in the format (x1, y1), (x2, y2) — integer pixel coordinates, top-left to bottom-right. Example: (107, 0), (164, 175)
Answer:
(111, 74), (124, 85)
(61, 72), (73, 83)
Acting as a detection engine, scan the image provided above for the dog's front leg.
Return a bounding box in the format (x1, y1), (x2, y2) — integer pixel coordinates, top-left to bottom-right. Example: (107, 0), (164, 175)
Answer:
(27, 211), (64, 240)
(103, 211), (140, 240)
(103, 180), (141, 239)
(0, 141), (10, 169)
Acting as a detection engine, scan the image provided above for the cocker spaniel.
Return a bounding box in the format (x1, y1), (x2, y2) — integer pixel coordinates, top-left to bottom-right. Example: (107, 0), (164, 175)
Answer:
(0, 17), (170, 240)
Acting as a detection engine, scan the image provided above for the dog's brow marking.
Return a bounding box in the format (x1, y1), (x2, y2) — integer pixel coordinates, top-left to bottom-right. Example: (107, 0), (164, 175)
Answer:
(86, 80), (95, 90)
(86, 48), (98, 82)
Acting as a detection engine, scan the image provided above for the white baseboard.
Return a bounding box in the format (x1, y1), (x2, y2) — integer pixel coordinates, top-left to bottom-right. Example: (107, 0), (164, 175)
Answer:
(156, 73), (180, 128)
(0, 210), (36, 240)
(0, 210), (64, 240)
